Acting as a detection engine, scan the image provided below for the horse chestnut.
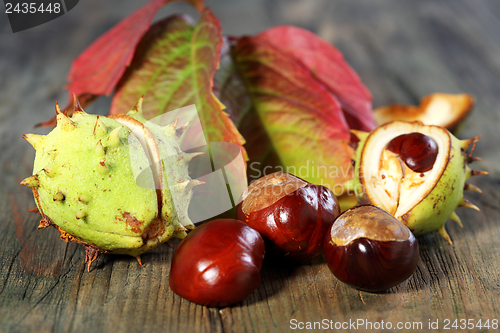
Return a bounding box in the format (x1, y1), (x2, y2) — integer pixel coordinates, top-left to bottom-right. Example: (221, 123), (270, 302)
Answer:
(169, 219), (265, 307)
(237, 172), (340, 261)
(387, 132), (438, 172)
(324, 205), (419, 292)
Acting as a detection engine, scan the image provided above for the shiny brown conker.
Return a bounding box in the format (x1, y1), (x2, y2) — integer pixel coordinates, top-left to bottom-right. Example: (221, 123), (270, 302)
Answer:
(324, 205), (419, 292)
(169, 219), (265, 307)
(387, 132), (438, 172)
(237, 172), (340, 261)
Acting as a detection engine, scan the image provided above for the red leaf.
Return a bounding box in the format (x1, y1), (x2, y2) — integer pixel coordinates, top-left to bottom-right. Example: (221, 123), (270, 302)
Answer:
(109, 15), (197, 116)
(37, 0), (204, 127)
(257, 26), (375, 132)
(68, 0), (203, 97)
(232, 35), (354, 187)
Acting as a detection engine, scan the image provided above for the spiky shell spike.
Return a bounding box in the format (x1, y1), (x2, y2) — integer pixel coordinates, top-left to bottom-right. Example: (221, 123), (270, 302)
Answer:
(464, 183), (482, 194)
(113, 110), (197, 232)
(85, 246), (100, 272)
(22, 97), (198, 270)
(29, 207), (40, 214)
(164, 118), (179, 135)
(94, 116), (107, 137)
(351, 120), (486, 244)
(72, 93), (87, 117)
(459, 198), (480, 211)
(96, 159), (109, 174)
(135, 255), (143, 266)
(176, 121), (190, 138)
(107, 126), (122, 147)
(129, 96), (144, 116)
(95, 140), (105, 157)
(350, 129), (370, 142)
(76, 209), (87, 220)
(470, 170), (489, 177)
(183, 152), (206, 164)
(449, 211), (463, 227)
(467, 156), (482, 163)
(78, 194), (90, 204)
(37, 217), (51, 230)
(20, 175), (39, 187)
(437, 225), (453, 245)
(53, 192), (65, 202)
(22, 134), (45, 150)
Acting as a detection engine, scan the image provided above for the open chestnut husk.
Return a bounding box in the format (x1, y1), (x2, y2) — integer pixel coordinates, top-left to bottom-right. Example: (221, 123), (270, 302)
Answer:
(324, 205), (419, 292)
(169, 219), (265, 307)
(386, 132), (439, 173)
(237, 172), (340, 261)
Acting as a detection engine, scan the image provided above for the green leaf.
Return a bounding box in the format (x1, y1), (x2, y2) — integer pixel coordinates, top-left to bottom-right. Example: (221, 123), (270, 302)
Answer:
(231, 35), (354, 190)
(110, 10), (246, 159)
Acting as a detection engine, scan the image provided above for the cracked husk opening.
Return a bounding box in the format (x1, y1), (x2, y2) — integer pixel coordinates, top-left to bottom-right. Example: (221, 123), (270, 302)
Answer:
(359, 122), (451, 219)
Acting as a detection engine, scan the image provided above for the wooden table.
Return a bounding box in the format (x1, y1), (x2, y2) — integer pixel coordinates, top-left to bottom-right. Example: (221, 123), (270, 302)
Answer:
(1, 0), (499, 332)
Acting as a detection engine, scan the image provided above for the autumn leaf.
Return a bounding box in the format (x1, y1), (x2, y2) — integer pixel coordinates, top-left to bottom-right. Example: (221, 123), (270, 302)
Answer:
(110, 9), (246, 155)
(257, 26), (375, 132)
(109, 15), (198, 117)
(231, 35), (354, 190)
(37, 0), (204, 126)
(38, 0), (376, 198)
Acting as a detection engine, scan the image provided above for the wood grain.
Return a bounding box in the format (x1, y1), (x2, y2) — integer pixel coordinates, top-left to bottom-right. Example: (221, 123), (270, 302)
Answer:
(1, 0), (499, 332)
